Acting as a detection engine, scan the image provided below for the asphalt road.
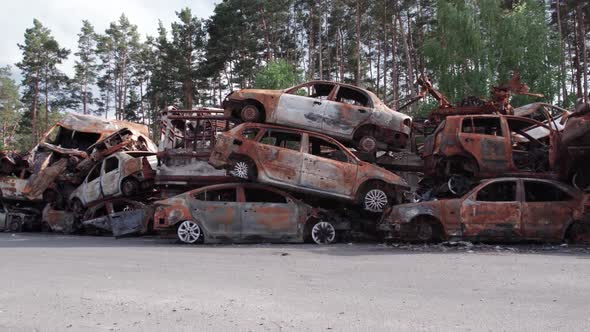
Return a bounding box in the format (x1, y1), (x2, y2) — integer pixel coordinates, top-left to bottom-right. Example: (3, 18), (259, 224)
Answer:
(1, 233), (589, 332)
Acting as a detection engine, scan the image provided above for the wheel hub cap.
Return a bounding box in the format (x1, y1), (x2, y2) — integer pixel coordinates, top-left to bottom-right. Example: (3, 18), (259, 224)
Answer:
(177, 221), (201, 243)
(312, 221), (336, 244)
(231, 161), (249, 179)
(365, 189), (388, 212)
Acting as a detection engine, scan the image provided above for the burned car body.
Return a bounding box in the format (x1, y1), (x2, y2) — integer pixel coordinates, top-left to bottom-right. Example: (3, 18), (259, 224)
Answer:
(153, 183), (349, 245)
(379, 178), (590, 243)
(156, 107), (233, 196)
(0, 200), (41, 232)
(23, 113), (156, 203)
(209, 123), (409, 212)
(223, 80), (412, 152)
(82, 199), (153, 237)
(69, 151), (157, 212)
(422, 115), (559, 183)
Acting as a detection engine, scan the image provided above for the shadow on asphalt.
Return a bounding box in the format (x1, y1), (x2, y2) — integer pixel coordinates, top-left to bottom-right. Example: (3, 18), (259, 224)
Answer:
(1, 233), (590, 257)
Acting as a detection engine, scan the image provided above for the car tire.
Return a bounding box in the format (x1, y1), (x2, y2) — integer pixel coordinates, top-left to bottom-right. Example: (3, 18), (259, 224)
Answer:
(240, 104), (261, 122)
(447, 175), (471, 196)
(358, 135), (378, 153)
(121, 178), (139, 196)
(177, 220), (203, 244)
(567, 222), (590, 244)
(310, 220), (337, 245)
(361, 185), (390, 213)
(230, 159), (256, 181)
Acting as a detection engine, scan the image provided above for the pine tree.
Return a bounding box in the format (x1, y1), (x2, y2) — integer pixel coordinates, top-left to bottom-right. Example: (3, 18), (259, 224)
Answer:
(72, 20), (98, 114)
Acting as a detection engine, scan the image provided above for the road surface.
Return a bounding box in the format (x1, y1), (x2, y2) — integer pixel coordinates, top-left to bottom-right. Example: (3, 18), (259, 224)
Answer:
(0, 233), (589, 331)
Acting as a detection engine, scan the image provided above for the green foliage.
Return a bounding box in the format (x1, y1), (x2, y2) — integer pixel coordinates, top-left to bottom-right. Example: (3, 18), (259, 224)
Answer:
(0, 66), (22, 149)
(254, 59), (300, 89)
(424, 0), (560, 107)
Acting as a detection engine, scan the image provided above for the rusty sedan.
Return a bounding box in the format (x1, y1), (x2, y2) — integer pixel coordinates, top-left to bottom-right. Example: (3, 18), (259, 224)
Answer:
(379, 178), (590, 243)
(222, 80), (412, 152)
(209, 123), (409, 212)
(153, 183), (349, 244)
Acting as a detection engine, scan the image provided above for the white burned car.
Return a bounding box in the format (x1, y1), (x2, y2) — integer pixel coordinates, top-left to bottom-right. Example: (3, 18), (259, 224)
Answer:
(70, 152), (157, 213)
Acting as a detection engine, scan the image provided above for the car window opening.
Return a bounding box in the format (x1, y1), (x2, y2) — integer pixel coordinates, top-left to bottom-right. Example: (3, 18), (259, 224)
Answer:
(476, 181), (516, 202)
(524, 181), (572, 202)
(244, 188), (288, 203)
(335, 87), (369, 107)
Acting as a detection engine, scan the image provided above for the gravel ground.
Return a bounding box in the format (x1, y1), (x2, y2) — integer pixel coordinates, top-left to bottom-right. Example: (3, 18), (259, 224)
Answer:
(1, 233), (589, 331)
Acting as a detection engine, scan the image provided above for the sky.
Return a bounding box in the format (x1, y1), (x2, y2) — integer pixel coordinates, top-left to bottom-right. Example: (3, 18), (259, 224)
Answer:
(0, 0), (217, 81)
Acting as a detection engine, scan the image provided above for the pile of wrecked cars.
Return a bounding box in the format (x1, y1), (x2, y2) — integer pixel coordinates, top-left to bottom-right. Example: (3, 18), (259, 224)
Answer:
(2, 77), (590, 246)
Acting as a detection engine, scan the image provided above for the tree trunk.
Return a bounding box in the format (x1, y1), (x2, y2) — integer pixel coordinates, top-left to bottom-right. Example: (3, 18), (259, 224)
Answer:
(308, 3), (315, 80)
(355, 0), (362, 85)
(391, 15), (399, 104)
(318, 2), (323, 80)
(383, 0), (388, 101)
(44, 65), (49, 135)
(397, 14), (415, 97)
(556, 0), (568, 104)
(32, 69), (39, 147)
(325, 5), (330, 81)
(259, 5), (273, 61)
(574, 8), (583, 98)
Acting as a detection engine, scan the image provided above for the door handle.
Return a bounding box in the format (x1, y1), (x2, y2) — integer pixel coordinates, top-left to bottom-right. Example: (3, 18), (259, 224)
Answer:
(358, 109), (366, 113)
(313, 101), (322, 106)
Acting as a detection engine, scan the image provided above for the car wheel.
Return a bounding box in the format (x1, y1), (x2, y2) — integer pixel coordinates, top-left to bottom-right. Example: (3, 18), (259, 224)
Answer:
(572, 167), (590, 192)
(8, 218), (22, 232)
(416, 221), (434, 242)
(177, 220), (202, 244)
(358, 136), (378, 153)
(311, 221), (336, 245)
(240, 104), (261, 122)
(230, 159), (255, 180)
(363, 187), (389, 212)
(121, 178), (139, 196)
(447, 175), (471, 196)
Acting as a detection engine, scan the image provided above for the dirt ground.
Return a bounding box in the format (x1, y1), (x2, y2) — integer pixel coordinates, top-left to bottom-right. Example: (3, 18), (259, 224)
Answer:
(1, 233), (589, 331)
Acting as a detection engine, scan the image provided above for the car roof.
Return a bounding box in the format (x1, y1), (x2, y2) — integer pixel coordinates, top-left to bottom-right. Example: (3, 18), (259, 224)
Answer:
(478, 177), (579, 191)
(185, 182), (299, 200)
(235, 123), (361, 161)
(301, 80), (378, 99)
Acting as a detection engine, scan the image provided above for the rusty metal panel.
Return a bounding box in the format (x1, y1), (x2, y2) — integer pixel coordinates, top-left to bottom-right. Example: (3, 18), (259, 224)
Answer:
(240, 203), (298, 240)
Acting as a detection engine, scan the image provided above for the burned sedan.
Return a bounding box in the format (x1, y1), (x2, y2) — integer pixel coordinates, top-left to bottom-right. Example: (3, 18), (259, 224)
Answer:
(222, 80), (412, 152)
(153, 183), (349, 245)
(69, 152), (157, 213)
(209, 123), (409, 212)
(379, 178), (590, 243)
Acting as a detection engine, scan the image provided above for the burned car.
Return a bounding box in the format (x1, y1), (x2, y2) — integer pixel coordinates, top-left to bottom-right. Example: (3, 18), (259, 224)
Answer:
(422, 114), (559, 194)
(153, 183), (349, 245)
(0, 200), (41, 232)
(23, 113), (157, 204)
(81, 199), (153, 237)
(209, 123), (409, 212)
(379, 178), (590, 243)
(69, 151), (157, 213)
(223, 80), (412, 152)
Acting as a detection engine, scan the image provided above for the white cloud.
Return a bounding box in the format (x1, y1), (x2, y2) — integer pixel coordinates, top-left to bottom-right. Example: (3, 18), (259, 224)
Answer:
(0, 0), (217, 80)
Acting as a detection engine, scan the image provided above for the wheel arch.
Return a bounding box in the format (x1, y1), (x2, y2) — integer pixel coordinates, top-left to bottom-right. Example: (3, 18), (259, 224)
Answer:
(409, 214), (446, 240)
(240, 99), (267, 122)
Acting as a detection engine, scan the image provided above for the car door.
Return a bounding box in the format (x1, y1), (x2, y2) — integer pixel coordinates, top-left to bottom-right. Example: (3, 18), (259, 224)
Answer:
(83, 163), (103, 204)
(255, 129), (303, 185)
(108, 200), (146, 237)
(300, 134), (357, 196)
(81, 203), (111, 232)
(274, 82), (334, 130)
(101, 156), (121, 197)
(321, 85), (373, 138)
(521, 180), (578, 241)
(240, 186), (299, 241)
(460, 180), (522, 240)
(457, 116), (511, 174)
(190, 187), (241, 240)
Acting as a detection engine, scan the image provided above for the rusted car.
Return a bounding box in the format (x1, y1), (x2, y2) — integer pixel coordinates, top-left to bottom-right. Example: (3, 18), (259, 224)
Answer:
(379, 178), (590, 243)
(42, 205), (76, 233)
(153, 183), (349, 244)
(156, 107), (234, 197)
(422, 114), (559, 194)
(558, 102), (590, 191)
(222, 80), (412, 152)
(69, 152), (157, 213)
(81, 199), (153, 237)
(209, 123), (409, 212)
(23, 113), (157, 203)
(0, 201), (41, 232)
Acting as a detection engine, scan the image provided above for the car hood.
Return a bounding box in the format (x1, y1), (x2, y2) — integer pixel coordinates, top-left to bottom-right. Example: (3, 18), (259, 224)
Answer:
(385, 200), (444, 224)
(229, 89), (284, 99)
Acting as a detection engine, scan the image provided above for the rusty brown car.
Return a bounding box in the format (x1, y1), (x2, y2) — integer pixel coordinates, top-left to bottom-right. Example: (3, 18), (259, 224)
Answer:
(379, 178), (590, 243)
(222, 80), (412, 152)
(153, 183), (349, 244)
(69, 151), (157, 213)
(422, 114), (559, 194)
(209, 123), (409, 212)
